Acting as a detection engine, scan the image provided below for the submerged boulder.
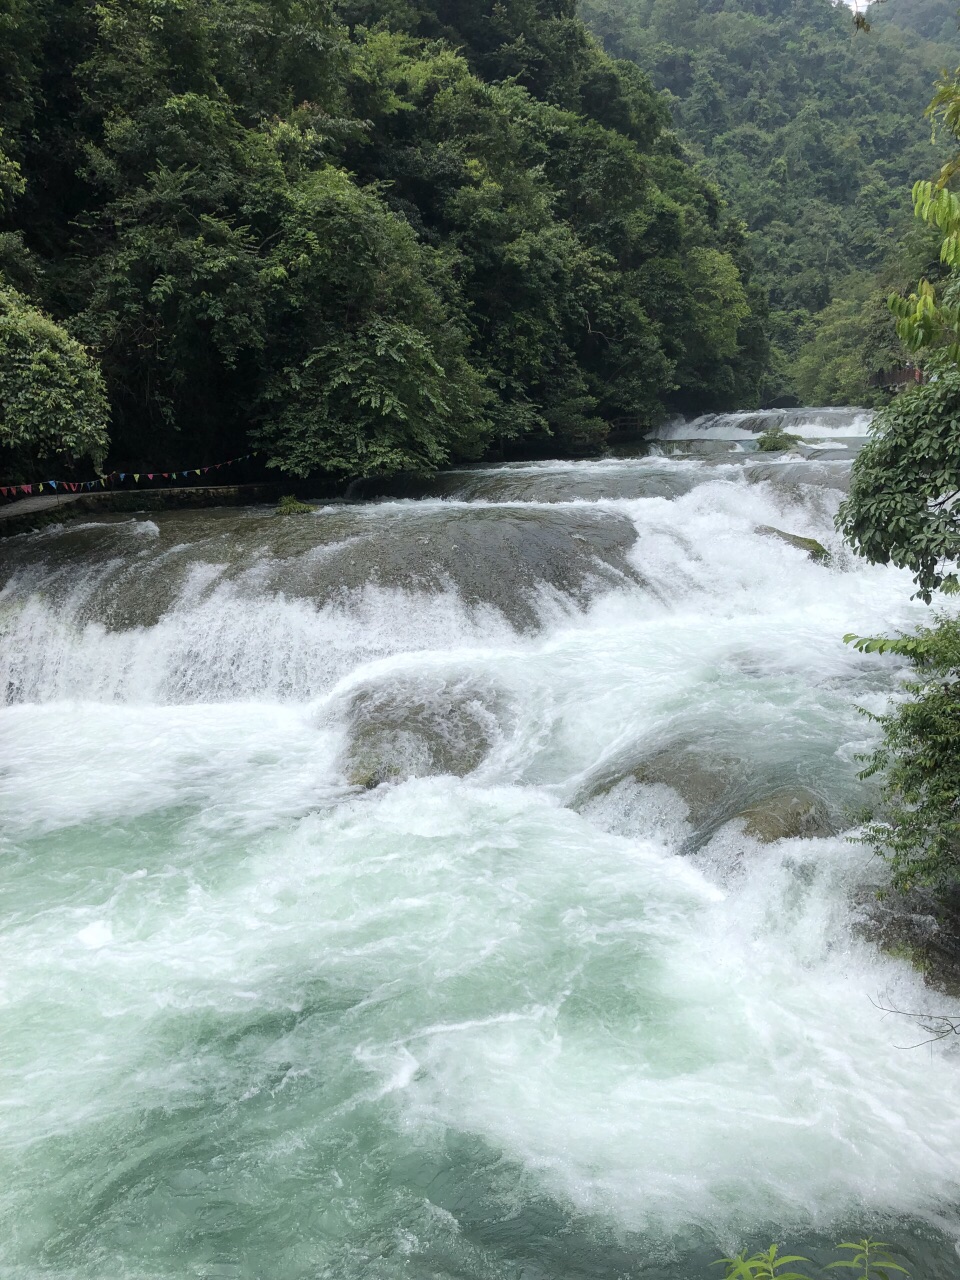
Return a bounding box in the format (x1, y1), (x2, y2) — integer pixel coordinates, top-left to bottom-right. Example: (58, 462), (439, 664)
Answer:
(574, 742), (741, 823)
(574, 740), (838, 849)
(338, 673), (504, 787)
(755, 524), (830, 563)
(736, 787), (834, 842)
(574, 742), (753, 848)
(629, 746), (740, 827)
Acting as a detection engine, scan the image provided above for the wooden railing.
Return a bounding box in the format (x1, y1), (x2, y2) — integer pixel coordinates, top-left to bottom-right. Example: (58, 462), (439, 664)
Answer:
(868, 366), (923, 389)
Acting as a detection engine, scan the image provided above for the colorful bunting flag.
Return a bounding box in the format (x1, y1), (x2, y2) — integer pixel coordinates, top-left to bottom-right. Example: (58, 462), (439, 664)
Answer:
(1, 452), (259, 502)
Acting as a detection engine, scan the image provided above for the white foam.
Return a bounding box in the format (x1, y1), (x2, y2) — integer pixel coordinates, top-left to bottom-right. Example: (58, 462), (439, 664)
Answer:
(0, 452), (958, 1276)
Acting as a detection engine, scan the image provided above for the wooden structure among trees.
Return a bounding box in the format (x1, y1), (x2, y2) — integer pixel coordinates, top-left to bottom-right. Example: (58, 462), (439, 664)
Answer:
(868, 366), (924, 390)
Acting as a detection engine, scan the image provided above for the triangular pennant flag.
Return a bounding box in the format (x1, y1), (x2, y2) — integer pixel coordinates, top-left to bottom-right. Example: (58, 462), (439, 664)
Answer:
(162, 472), (169, 479)
(1, 487), (8, 496)
(49, 480), (57, 490)
(194, 469), (201, 475)
(119, 473), (126, 481)
(133, 474), (140, 483)
(22, 484), (32, 494)
(146, 473), (154, 480)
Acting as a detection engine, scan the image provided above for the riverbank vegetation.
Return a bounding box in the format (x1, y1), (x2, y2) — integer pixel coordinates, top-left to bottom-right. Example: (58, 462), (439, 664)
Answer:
(846, 620), (960, 895)
(0, 0), (770, 483)
(837, 64), (960, 905)
(580, 0), (958, 404)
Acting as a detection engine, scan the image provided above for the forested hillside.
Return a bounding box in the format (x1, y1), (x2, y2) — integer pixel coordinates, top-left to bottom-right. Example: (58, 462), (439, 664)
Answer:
(581, 0), (957, 403)
(0, 0), (769, 483)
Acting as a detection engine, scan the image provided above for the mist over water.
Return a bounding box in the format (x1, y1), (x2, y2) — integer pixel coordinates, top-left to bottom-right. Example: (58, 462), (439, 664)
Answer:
(3, 419), (960, 1279)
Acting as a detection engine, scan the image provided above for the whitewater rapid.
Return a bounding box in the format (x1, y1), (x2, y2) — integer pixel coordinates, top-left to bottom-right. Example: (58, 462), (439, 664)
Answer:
(2, 434), (960, 1279)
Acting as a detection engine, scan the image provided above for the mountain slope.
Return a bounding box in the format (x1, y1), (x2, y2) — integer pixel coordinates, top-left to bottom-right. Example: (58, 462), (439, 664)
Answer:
(581, 0), (957, 400)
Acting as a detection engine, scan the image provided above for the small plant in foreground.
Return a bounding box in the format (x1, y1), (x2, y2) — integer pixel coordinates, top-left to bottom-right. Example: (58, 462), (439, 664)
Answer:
(827, 1239), (909, 1280)
(714, 1238), (909, 1280)
(715, 1245), (812, 1279)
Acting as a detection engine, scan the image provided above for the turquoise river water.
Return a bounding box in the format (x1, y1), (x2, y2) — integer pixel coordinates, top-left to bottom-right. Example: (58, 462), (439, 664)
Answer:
(2, 414), (960, 1278)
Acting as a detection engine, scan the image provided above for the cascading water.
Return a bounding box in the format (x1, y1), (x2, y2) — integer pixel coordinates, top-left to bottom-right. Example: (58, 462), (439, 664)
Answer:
(3, 432), (960, 1279)
(649, 406), (875, 442)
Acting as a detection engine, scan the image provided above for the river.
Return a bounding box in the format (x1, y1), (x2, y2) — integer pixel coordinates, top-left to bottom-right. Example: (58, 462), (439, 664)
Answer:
(2, 410), (960, 1278)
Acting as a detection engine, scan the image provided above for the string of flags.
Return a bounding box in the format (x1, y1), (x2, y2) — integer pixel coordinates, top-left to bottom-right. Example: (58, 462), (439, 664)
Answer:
(0, 453), (257, 499)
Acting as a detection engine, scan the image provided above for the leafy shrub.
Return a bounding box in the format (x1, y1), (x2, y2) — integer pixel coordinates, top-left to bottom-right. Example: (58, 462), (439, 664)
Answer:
(756, 426), (800, 451)
(0, 285), (109, 470)
(846, 617), (960, 892)
(275, 494), (314, 515)
(838, 360), (960, 601)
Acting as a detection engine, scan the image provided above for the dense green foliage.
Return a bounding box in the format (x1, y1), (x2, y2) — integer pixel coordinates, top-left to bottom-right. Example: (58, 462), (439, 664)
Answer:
(580, 0), (957, 403)
(887, 73), (960, 364)
(838, 63), (960, 901)
(837, 357), (960, 601)
(0, 284), (108, 472)
(0, 0), (766, 481)
(848, 620), (960, 894)
(839, 65), (960, 603)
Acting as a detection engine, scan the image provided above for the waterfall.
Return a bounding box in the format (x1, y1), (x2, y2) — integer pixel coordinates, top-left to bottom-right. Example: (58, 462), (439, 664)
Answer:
(649, 408), (875, 441)
(2, 440), (959, 1279)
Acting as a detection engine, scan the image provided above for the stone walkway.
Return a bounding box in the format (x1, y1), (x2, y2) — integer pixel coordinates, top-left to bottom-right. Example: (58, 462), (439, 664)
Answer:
(0, 493), (86, 521)
(0, 483), (314, 536)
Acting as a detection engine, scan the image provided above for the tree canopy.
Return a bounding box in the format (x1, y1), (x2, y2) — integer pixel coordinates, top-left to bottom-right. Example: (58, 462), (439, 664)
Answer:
(839, 68), (960, 601)
(0, 0), (767, 481)
(836, 56), (960, 899)
(580, 0), (959, 404)
(839, 358), (960, 601)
